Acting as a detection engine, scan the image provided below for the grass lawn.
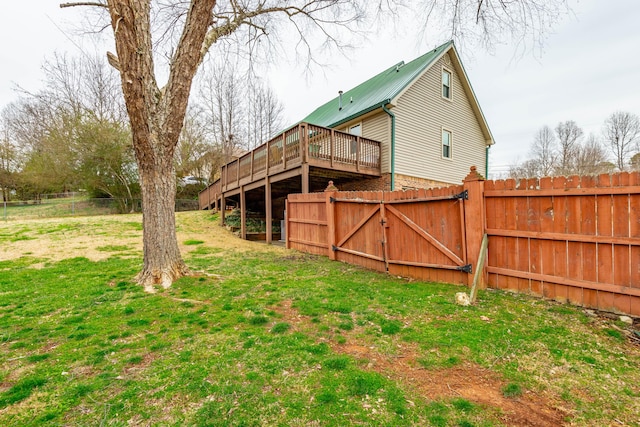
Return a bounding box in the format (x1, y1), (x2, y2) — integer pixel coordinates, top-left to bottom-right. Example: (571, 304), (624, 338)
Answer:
(0, 211), (638, 426)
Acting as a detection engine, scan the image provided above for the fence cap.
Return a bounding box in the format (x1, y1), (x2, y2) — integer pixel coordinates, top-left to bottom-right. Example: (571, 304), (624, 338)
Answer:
(325, 181), (339, 192)
(463, 166), (485, 182)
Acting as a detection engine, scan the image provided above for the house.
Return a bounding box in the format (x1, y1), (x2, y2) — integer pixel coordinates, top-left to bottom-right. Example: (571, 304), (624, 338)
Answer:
(199, 40), (494, 241)
(302, 40), (494, 190)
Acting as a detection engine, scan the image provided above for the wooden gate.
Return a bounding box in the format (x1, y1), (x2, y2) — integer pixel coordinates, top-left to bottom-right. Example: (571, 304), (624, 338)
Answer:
(329, 187), (471, 284)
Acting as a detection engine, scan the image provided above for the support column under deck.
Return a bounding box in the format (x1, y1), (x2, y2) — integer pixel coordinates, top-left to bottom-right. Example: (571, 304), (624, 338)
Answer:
(265, 177), (272, 244)
(240, 186), (246, 240)
(302, 164), (309, 194)
(220, 196), (226, 224)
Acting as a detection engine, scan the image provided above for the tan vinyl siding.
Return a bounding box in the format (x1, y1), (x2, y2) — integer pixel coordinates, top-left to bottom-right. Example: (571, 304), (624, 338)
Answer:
(393, 53), (487, 184)
(362, 112), (390, 173)
(340, 111), (391, 174)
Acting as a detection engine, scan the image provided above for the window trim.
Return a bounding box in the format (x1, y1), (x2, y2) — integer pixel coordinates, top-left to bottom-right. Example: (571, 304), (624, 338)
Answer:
(441, 128), (453, 160)
(348, 122), (362, 136)
(441, 67), (452, 101)
(345, 122), (362, 155)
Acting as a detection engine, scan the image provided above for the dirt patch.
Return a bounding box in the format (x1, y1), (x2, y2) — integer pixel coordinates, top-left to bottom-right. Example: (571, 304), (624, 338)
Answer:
(274, 300), (568, 427)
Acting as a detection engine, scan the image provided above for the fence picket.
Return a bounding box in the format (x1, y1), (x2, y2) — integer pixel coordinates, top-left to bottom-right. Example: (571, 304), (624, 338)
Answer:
(578, 176), (596, 307)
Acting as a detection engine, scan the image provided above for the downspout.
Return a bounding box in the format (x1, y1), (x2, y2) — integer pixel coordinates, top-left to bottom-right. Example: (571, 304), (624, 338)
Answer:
(485, 145), (490, 178)
(382, 103), (395, 191)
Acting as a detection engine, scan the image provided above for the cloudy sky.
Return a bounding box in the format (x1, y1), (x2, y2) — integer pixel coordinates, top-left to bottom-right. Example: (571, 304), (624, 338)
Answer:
(1, 0), (639, 178)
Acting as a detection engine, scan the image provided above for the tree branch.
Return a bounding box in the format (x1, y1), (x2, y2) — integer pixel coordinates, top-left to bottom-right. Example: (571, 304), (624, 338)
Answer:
(60, 1), (108, 8)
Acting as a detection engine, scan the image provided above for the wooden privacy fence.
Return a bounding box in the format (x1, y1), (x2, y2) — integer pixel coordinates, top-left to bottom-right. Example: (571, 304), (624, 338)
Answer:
(286, 168), (486, 287)
(286, 168), (640, 316)
(484, 173), (640, 316)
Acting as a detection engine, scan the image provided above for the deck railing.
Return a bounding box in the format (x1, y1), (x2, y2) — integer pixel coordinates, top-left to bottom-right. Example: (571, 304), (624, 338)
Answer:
(198, 179), (221, 211)
(222, 123), (381, 190)
(199, 122), (382, 209)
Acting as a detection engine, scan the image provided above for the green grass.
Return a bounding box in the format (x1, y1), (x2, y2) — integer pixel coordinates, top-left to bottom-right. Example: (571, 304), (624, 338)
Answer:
(501, 383), (523, 398)
(0, 211), (638, 426)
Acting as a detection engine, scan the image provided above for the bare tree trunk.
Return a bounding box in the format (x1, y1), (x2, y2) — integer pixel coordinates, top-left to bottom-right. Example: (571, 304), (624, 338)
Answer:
(137, 154), (189, 291)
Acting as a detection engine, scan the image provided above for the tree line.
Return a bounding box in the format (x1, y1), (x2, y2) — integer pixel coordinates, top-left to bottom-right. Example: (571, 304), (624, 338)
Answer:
(509, 113), (640, 179)
(0, 53), (284, 205)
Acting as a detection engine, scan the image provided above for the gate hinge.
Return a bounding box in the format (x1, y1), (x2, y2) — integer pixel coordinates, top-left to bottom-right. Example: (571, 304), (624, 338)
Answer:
(330, 197), (336, 203)
(453, 190), (468, 200)
(331, 245), (338, 252)
(458, 264), (472, 273)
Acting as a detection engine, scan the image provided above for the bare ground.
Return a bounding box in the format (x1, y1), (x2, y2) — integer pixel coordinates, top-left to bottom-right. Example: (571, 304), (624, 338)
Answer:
(274, 299), (569, 427)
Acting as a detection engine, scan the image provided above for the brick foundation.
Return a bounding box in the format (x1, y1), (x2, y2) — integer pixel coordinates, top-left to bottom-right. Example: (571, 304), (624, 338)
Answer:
(337, 173), (451, 192)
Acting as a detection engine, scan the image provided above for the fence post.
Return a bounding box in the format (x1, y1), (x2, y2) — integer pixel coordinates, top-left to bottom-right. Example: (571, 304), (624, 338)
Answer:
(285, 199), (290, 249)
(325, 181), (338, 260)
(463, 166), (486, 287)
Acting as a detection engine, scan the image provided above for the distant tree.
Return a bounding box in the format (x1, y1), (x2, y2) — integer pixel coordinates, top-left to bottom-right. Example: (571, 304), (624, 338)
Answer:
(0, 125), (19, 201)
(194, 63), (285, 181)
(246, 80), (285, 150)
(603, 111), (640, 171)
(554, 120), (583, 175)
(631, 152), (640, 171)
(508, 158), (541, 180)
(197, 63), (246, 163)
(530, 126), (557, 177)
(76, 119), (138, 212)
(175, 106), (216, 183)
(4, 54), (135, 201)
(573, 134), (610, 176)
(598, 161), (617, 174)
(15, 107), (82, 195)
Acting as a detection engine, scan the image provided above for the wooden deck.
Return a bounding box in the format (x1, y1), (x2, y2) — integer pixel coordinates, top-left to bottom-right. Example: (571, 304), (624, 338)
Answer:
(199, 122), (382, 210)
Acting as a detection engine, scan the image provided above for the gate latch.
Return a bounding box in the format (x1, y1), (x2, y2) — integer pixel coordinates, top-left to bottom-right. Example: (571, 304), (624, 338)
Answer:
(453, 190), (468, 200)
(458, 264), (472, 273)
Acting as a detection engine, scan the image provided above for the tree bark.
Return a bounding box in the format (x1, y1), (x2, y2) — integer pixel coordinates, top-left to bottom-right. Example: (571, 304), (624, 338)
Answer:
(136, 156), (189, 291)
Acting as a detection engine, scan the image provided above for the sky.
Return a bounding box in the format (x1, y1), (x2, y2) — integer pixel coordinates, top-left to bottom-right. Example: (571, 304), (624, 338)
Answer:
(1, 0), (639, 178)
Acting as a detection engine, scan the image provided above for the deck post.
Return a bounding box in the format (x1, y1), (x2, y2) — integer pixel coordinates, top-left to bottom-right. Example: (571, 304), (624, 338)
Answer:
(302, 164), (309, 194)
(266, 140), (270, 176)
(330, 129), (335, 168)
(250, 151), (254, 181)
(282, 132), (287, 169)
(220, 196), (226, 226)
(356, 136), (361, 172)
(240, 185), (247, 240)
(222, 165), (226, 191)
(301, 124), (307, 163)
(265, 176), (272, 244)
(463, 166), (486, 287)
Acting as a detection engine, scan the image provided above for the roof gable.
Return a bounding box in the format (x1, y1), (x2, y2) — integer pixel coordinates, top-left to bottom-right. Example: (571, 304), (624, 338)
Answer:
(302, 41), (453, 128)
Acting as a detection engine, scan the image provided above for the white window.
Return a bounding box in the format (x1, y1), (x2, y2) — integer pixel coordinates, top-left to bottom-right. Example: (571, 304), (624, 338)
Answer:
(442, 68), (451, 99)
(442, 129), (452, 159)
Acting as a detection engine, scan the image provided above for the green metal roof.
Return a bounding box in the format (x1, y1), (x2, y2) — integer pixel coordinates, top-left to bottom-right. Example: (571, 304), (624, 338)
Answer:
(302, 41), (453, 128)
